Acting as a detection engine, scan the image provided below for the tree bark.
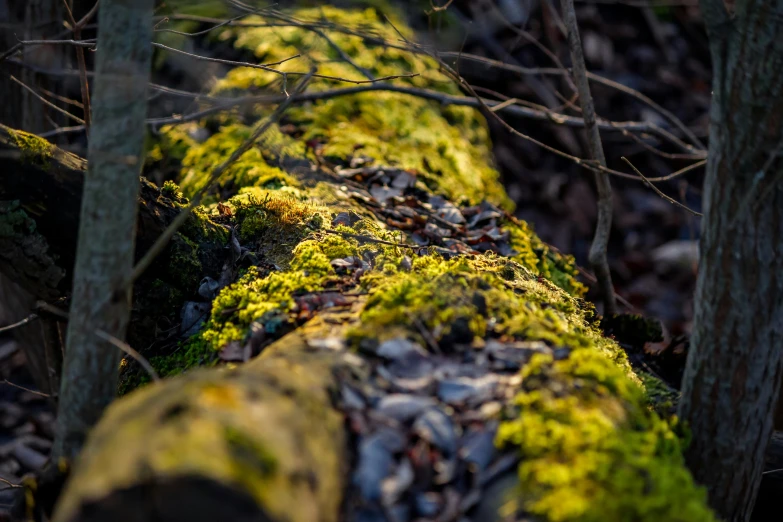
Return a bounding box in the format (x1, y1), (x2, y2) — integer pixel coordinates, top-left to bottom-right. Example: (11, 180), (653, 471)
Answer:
(53, 0), (156, 460)
(678, 0), (783, 519)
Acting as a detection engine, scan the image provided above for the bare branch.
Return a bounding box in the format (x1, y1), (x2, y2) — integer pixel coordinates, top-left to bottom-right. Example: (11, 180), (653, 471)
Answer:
(622, 157), (703, 216)
(440, 51), (706, 151)
(9, 75), (85, 125)
(562, 0), (616, 315)
(0, 313), (38, 334)
(61, 0), (94, 130)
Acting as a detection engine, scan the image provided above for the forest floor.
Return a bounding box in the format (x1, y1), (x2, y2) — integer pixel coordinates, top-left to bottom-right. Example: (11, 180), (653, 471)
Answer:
(0, 1), (710, 520)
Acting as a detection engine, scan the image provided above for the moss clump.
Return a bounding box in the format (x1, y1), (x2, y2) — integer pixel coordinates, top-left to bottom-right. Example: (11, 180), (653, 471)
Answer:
(168, 234), (203, 292)
(200, 233), (356, 350)
(506, 218), (586, 297)
(639, 371), (680, 417)
(119, 336), (218, 395)
(352, 253), (606, 357)
(496, 350), (714, 522)
(179, 205), (229, 245)
(149, 6), (511, 209)
(152, 337), (218, 379)
(0, 200), (36, 237)
(8, 129), (53, 169)
(161, 180), (186, 202)
(228, 187), (328, 266)
(176, 123), (305, 200)
(601, 313), (664, 349)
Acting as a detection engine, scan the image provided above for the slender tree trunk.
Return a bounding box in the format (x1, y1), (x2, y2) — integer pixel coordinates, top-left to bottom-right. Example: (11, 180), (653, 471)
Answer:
(560, 0), (616, 316)
(53, 0), (155, 460)
(678, 0), (783, 520)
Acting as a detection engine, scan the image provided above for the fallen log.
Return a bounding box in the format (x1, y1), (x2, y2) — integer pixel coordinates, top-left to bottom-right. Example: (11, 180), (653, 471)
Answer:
(1, 6), (719, 522)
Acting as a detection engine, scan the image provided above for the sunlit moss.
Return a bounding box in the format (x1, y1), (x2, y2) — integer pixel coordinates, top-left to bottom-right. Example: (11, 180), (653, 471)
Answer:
(496, 350), (715, 522)
(8, 129), (53, 169)
(199, 232), (356, 350)
(130, 7), (713, 521)
(202, 6), (512, 209)
(176, 123), (305, 199)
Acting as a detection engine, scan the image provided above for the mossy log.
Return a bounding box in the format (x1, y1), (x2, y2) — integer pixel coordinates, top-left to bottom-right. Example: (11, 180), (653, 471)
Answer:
(0, 6), (722, 522)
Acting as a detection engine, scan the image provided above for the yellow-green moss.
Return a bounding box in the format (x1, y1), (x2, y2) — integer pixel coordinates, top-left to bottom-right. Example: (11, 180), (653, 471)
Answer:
(134, 8), (713, 520)
(119, 336), (218, 395)
(200, 233), (356, 349)
(496, 350), (714, 522)
(168, 233), (203, 291)
(175, 123), (304, 199)
(147, 6), (511, 209)
(161, 180), (186, 202)
(352, 253), (600, 353)
(9, 129), (53, 169)
(507, 218), (586, 297)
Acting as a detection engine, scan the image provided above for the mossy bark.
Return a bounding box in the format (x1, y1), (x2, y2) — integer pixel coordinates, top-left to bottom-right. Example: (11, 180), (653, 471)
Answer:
(52, 312), (350, 522)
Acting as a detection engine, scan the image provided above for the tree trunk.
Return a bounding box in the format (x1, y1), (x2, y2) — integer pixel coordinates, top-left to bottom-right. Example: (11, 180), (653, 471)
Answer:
(677, 0), (783, 520)
(53, 0), (156, 460)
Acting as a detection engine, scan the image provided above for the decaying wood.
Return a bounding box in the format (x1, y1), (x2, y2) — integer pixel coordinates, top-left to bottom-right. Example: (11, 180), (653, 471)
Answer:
(52, 312), (350, 522)
(0, 123), (228, 350)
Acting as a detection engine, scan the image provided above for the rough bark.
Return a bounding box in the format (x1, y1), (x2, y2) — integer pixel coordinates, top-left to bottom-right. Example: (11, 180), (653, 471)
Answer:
(678, 0), (783, 520)
(53, 0), (157, 460)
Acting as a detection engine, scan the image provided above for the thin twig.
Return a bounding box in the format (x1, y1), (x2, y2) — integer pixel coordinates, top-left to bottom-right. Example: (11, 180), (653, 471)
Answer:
(0, 314), (38, 334)
(95, 330), (159, 382)
(622, 157), (702, 216)
(31, 302), (159, 382)
(9, 75), (85, 124)
(143, 83), (699, 155)
(62, 0), (95, 129)
(562, 0), (616, 315)
(0, 477), (23, 490)
(1, 379), (51, 397)
(440, 51), (706, 151)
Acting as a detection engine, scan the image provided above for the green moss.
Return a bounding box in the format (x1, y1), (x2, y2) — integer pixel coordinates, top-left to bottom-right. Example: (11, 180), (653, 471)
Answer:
(168, 233), (203, 292)
(191, 6), (512, 209)
(0, 200), (36, 237)
(180, 206), (229, 245)
(352, 252), (604, 356)
(224, 426), (278, 478)
(496, 350), (714, 522)
(118, 336), (218, 395)
(161, 180), (186, 202)
(152, 337), (219, 379)
(8, 129), (53, 169)
(506, 218), (586, 296)
(639, 371), (680, 417)
(176, 123), (305, 200)
(146, 278), (185, 318)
